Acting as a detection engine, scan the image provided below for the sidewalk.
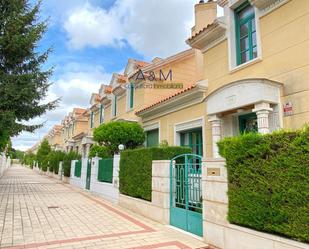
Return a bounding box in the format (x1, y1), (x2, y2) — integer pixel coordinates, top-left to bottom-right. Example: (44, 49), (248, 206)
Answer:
(0, 164), (209, 249)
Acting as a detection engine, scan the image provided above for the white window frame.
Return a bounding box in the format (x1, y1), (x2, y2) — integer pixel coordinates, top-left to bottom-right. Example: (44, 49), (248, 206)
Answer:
(173, 117), (206, 157)
(226, 0), (262, 72)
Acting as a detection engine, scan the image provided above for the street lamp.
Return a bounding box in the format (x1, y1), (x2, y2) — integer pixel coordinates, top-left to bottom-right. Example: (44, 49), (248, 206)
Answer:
(118, 144), (125, 152)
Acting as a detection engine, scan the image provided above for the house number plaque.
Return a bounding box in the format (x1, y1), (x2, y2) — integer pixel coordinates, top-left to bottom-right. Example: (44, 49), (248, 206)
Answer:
(207, 168), (220, 176)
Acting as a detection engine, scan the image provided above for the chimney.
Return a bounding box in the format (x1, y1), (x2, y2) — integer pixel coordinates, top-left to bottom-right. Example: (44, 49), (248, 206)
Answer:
(192, 0), (217, 36)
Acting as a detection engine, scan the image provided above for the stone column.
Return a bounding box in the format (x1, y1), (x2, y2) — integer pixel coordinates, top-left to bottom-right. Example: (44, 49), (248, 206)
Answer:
(112, 154), (120, 188)
(91, 157), (100, 188)
(85, 144), (91, 158)
(209, 114), (222, 158)
(202, 158), (228, 248)
(253, 102), (273, 134)
(58, 161), (63, 180)
(70, 160), (78, 178)
(151, 160), (170, 224)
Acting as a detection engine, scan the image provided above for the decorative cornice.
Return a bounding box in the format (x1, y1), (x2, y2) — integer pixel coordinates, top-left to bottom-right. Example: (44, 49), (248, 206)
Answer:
(136, 85), (207, 122)
(186, 18), (227, 53)
(217, 0), (228, 7)
(250, 0), (286, 10)
(101, 95), (111, 105)
(112, 84), (126, 96)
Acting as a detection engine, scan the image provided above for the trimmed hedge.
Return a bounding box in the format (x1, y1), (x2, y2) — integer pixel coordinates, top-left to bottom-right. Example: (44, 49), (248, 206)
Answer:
(63, 151), (81, 177)
(47, 151), (65, 174)
(119, 146), (191, 201)
(218, 128), (309, 243)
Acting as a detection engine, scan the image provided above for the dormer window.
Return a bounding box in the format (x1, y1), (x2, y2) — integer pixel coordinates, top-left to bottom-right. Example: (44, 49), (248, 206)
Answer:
(235, 1), (257, 65)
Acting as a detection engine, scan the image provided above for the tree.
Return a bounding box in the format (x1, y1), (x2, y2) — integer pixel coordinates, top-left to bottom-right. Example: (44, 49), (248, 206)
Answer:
(36, 139), (51, 170)
(22, 151), (36, 168)
(93, 121), (145, 154)
(89, 144), (112, 158)
(0, 0), (58, 150)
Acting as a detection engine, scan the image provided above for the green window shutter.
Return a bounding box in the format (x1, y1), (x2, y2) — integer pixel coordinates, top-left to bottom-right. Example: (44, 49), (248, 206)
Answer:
(99, 105), (104, 123)
(235, 1), (257, 65)
(90, 112), (94, 128)
(146, 129), (159, 147)
(130, 84), (134, 109)
(98, 158), (113, 183)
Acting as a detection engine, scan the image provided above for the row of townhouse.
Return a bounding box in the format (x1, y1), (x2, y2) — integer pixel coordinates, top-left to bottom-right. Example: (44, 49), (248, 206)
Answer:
(43, 0), (308, 161)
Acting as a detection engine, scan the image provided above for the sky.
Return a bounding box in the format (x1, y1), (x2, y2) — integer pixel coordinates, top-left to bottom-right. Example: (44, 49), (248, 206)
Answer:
(12, 0), (223, 151)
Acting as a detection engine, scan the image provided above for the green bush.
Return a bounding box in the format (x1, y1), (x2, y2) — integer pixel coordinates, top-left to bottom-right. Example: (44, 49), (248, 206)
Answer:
(22, 152), (36, 168)
(47, 151), (65, 174)
(218, 128), (309, 243)
(36, 139), (51, 168)
(63, 151), (81, 177)
(119, 146), (191, 201)
(93, 121), (145, 154)
(89, 144), (112, 158)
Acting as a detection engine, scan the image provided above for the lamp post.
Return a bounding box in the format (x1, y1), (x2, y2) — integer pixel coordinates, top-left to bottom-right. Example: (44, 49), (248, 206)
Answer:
(118, 144), (125, 154)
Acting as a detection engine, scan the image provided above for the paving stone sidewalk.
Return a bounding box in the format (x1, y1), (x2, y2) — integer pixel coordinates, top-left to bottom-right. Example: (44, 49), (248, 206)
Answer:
(0, 164), (209, 249)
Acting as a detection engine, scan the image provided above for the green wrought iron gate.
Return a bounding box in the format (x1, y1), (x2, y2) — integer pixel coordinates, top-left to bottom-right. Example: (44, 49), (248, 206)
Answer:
(85, 159), (91, 190)
(170, 154), (203, 237)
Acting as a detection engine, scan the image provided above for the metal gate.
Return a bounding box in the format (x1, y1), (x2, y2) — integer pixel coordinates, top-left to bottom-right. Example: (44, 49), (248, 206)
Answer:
(170, 154), (203, 237)
(85, 159), (91, 190)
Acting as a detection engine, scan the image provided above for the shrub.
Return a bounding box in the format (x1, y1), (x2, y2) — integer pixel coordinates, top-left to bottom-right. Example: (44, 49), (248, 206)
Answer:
(89, 145), (112, 158)
(119, 146), (191, 201)
(36, 139), (51, 168)
(63, 151), (81, 177)
(47, 151), (65, 174)
(93, 121), (145, 154)
(22, 152), (36, 168)
(218, 128), (309, 243)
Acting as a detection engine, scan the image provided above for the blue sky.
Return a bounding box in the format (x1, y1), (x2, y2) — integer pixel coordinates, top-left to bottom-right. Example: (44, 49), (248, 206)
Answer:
(12, 0), (222, 150)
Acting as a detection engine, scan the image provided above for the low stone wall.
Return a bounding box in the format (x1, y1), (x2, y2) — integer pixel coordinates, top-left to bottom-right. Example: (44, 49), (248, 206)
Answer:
(90, 156), (119, 203)
(118, 160), (170, 224)
(0, 154), (11, 176)
(203, 158), (308, 249)
(69, 159), (85, 189)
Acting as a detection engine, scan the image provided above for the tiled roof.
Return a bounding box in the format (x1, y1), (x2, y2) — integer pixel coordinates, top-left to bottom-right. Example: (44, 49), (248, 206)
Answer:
(73, 108), (86, 115)
(187, 20), (217, 42)
(133, 59), (150, 68)
(135, 84), (197, 114)
(117, 74), (127, 83)
(104, 86), (112, 94)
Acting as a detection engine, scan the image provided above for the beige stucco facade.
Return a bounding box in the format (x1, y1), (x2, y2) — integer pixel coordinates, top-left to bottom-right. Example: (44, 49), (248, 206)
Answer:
(137, 0), (309, 158)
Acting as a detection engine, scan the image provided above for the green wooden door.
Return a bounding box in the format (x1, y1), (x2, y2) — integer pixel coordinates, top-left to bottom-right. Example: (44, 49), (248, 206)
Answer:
(180, 128), (203, 156)
(146, 129), (159, 147)
(170, 154), (203, 237)
(86, 159), (91, 190)
(238, 112), (258, 133)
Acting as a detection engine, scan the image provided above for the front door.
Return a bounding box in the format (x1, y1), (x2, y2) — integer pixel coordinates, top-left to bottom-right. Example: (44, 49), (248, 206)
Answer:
(180, 128), (203, 156)
(238, 112), (258, 133)
(170, 154), (203, 237)
(85, 159), (91, 190)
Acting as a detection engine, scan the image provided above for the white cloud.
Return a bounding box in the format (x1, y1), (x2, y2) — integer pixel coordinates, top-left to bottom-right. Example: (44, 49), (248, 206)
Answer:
(64, 3), (124, 49)
(64, 0), (197, 58)
(12, 63), (111, 151)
